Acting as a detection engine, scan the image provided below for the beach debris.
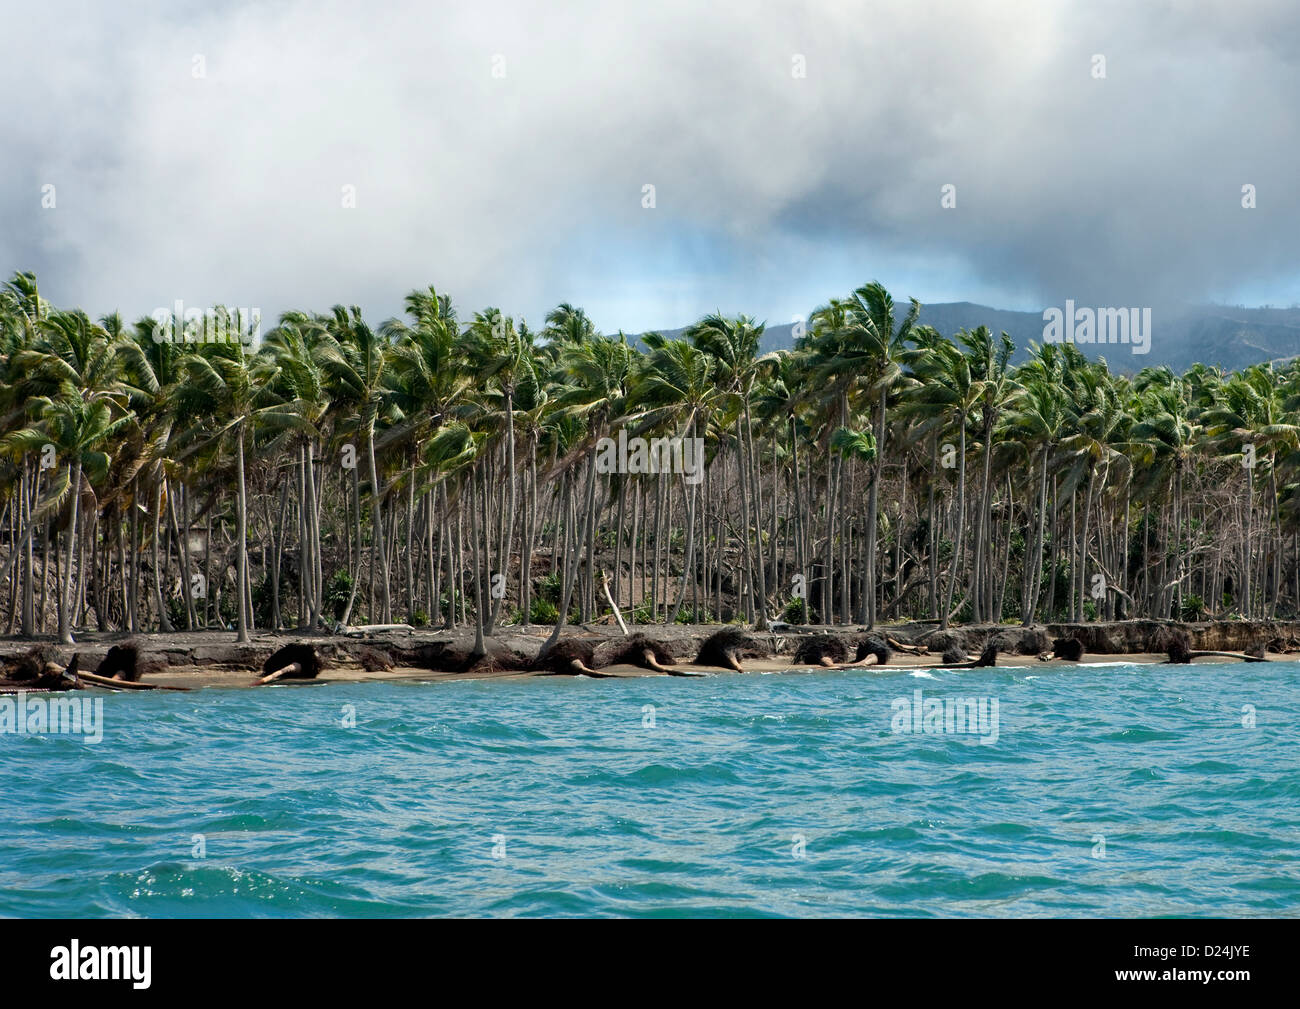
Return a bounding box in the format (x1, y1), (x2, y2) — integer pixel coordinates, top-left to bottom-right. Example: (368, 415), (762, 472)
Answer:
(529, 638), (616, 677)
(792, 634), (850, 667)
(0, 645), (78, 693)
(847, 635), (894, 667)
(1158, 628), (1193, 663)
(1053, 637), (1085, 661)
(599, 570), (629, 636)
(1155, 627), (1266, 663)
(885, 635), (926, 655)
(941, 645), (966, 665)
(95, 642), (142, 681)
(695, 627), (767, 672)
(254, 643), (323, 685)
(65, 643), (186, 691)
(1185, 648), (1267, 663)
(338, 623), (415, 637)
(594, 633), (701, 676)
(927, 642), (998, 669)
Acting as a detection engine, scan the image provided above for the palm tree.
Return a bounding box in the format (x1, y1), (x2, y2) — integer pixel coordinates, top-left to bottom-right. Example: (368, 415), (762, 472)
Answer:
(464, 308), (534, 634)
(318, 306), (394, 624)
(5, 310), (130, 642)
(538, 334), (634, 656)
(843, 282), (919, 625)
(686, 313), (773, 626)
(633, 335), (724, 622)
(1204, 364), (1300, 617)
(1007, 343), (1066, 623)
(1131, 368), (1200, 618)
(902, 327), (987, 627)
(173, 328), (306, 641)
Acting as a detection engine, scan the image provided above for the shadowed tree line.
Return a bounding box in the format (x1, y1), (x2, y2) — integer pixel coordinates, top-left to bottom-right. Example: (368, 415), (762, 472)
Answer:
(3, 271), (1300, 649)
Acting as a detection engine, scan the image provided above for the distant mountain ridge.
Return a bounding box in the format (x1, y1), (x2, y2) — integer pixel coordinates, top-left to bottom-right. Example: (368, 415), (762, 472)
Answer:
(631, 303), (1300, 373)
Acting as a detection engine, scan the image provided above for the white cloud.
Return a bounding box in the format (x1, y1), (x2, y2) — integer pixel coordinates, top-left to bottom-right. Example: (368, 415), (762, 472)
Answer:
(3, 0), (1299, 332)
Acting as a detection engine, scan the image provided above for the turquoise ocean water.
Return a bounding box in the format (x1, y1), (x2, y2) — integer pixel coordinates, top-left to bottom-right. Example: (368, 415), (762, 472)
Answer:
(2, 661), (1296, 917)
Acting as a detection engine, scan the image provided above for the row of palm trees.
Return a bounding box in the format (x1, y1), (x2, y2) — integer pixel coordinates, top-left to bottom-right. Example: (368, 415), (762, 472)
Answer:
(2, 270), (1299, 649)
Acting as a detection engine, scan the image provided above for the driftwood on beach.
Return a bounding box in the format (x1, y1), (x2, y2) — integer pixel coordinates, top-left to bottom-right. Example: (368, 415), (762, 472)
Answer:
(0, 644), (190, 692)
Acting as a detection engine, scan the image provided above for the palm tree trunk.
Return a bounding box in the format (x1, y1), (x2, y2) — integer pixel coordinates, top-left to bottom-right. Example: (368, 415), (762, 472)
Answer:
(366, 420), (392, 623)
(941, 413), (967, 629)
(1023, 446), (1049, 625)
(57, 459), (82, 644)
(863, 388), (887, 626)
(235, 424), (250, 643)
(470, 468), (487, 659)
(540, 454), (597, 658)
(487, 388), (517, 633)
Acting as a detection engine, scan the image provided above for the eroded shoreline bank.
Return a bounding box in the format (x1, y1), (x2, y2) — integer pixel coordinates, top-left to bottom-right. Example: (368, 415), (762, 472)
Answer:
(1, 619), (1295, 689)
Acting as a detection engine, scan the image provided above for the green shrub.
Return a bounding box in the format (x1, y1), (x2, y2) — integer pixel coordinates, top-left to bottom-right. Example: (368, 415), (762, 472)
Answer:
(324, 570), (353, 620)
(1179, 594), (1205, 621)
(530, 597), (559, 624)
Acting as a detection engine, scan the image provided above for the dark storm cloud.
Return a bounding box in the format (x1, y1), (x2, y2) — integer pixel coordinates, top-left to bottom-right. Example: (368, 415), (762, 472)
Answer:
(0, 0), (1297, 331)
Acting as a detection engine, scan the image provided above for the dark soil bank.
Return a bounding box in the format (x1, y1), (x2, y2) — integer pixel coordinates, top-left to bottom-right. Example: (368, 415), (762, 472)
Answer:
(3, 619), (1297, 676)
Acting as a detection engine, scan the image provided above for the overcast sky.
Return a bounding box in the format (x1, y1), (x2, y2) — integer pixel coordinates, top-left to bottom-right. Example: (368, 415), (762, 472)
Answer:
(2, 0), (1298, 334)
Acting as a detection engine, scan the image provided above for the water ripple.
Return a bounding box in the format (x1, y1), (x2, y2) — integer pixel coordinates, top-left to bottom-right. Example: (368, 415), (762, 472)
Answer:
(2, 663), (1297, 916)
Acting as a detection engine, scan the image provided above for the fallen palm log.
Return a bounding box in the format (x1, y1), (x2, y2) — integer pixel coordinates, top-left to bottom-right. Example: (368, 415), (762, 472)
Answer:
(599, 570), (629, 636)
(1157, 629), (1267, 664)
(1182, 649), (1268, 663)
(530, 639), (617, 677)
(0, 647), (79, 692)
(595, 634), (703, 676)
(73, 669), (190, 691)
(920, 643), (999, 669)
(96, 642), (144, 681)
(254, 643), (324, 685)
(1039, 637), (1085, 662)
(885, 636), (926, 656)
(339, 623), (415, 637)
(792, 634), (850, 667)
(835, 636), (895, 669)
(695, 627), (767, 672)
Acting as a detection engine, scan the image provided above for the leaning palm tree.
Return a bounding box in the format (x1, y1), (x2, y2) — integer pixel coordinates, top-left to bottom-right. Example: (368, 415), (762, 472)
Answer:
(632, 335), (724, 623)
(686, 313), (773, 626)
(172, 329), (306, 642)
(6, 309), (129, 642)
(1204, 364), (1300, 617)
(317, 306), (394, 624)
(1131, 368), (1200, 618)
(842, 282), (919, 625)
(118, 314), (193, 632)
(261, 312), (331, 629)
(957, 325), (1020, 623)
(538, 334), (634, 657)
(1007, 343), (1066, 623)
(464, 308), (534, 633)
(901, 326), (986, 628)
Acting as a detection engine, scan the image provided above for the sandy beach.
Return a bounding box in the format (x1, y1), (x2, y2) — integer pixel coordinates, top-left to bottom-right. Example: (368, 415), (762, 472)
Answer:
(6, 619), (1284, 691)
